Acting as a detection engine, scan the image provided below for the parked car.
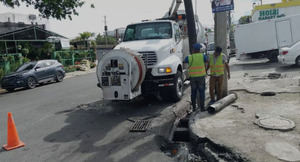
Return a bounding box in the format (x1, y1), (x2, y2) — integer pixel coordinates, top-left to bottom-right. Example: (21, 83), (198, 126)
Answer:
(207, 42), (215, 55)
(278, 41), (300, 67)
(1, 60), (65, 92)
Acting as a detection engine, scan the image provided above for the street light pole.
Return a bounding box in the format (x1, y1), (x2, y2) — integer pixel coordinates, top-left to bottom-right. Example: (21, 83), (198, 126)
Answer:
(104, 16), (108, 46)
(214, 9), (229, 97)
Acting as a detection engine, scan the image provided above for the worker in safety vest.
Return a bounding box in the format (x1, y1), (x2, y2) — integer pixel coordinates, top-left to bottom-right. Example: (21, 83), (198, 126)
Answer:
(207, 46), (230, 104)
(184, 43), (208, 111)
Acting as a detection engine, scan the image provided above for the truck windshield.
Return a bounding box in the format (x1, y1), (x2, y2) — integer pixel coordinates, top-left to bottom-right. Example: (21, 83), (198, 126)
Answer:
(123, 22), (172, 42)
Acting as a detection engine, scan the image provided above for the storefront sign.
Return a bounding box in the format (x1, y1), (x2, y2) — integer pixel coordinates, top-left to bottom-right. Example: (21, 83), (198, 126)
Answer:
(259, 9), (286, 20)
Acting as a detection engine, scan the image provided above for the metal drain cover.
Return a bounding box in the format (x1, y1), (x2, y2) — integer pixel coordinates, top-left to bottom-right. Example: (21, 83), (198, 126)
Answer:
(255, 116), (295, 131)
(130, 120), (151, 132)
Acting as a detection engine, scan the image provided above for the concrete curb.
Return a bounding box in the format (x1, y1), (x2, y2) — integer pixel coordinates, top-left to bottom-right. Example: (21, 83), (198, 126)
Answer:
(188, 103), (251, 161)
(152, 88), (191, 130)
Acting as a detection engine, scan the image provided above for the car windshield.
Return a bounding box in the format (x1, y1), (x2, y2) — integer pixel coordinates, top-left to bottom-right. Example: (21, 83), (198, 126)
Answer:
(207, 43), (215, 51)
(123, 22), (172, 42)
(16, 62), (36, 72)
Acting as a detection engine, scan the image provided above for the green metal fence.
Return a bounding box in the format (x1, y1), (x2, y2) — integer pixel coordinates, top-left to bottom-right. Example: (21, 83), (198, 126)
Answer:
(0, 53), (24, 81)
(52, 50), (96, 66)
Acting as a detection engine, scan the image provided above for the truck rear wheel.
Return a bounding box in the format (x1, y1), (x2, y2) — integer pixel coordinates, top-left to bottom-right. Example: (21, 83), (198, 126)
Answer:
(296, 56), (300, 67)
(267, 51), (279, 62)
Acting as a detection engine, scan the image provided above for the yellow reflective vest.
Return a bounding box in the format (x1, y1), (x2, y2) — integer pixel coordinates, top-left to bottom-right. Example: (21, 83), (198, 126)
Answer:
(188, 53), (206, 78)
(209, 53), (225, 76)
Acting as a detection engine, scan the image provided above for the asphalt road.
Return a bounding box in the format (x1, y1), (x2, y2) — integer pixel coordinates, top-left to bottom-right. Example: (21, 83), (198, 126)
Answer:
(0, 73), (190, 162)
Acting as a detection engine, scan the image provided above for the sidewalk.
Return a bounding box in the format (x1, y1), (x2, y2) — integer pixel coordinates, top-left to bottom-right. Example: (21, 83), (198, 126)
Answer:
(189, 59), (300, 161)
(0, 68), (97, 94)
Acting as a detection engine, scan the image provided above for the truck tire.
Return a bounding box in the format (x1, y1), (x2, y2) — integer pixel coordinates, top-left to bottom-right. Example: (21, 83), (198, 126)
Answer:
(296, 56), (300, 67)
(267, 51), (279, 63)
(169, 71), (183, 102)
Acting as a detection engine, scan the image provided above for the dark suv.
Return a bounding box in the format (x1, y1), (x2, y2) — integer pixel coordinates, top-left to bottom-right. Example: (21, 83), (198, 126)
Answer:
(1, 60), (65, 92)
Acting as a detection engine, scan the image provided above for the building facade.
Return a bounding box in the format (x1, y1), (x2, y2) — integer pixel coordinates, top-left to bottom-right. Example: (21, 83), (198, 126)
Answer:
(0, 12), (49, 34)
(252, 0), (300, 22)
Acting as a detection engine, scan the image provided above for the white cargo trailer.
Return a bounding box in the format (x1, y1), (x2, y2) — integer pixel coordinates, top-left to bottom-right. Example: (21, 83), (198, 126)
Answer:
(235, 14), (300, 61)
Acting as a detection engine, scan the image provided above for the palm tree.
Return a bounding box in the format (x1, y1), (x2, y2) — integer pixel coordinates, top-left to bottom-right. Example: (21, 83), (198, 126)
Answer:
(79, 32), (95, 41)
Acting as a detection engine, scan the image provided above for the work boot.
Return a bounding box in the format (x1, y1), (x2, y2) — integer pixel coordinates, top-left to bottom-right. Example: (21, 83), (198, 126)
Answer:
(208, 100), (215, 106)
(200, 107), (206, 112)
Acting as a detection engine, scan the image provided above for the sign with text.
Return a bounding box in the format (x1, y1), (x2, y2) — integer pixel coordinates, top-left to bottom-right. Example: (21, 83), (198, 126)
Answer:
(212, 0), (234, 13)
(259, 9), (286, 20)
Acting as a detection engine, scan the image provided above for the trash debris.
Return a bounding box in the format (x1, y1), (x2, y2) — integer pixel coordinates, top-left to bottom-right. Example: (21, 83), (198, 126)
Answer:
(231, 105), (245, 113)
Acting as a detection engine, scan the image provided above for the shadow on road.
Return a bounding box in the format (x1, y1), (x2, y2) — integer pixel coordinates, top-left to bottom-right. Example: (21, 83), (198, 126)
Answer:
(0, 81), (63, 96)
(230, 61), (277, 72)
(275, 64), (300, 72)
(44, 97), (176, 162)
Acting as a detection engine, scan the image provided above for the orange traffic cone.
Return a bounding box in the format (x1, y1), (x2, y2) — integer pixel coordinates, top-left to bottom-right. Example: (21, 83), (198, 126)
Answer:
(3, 112), (25, 151)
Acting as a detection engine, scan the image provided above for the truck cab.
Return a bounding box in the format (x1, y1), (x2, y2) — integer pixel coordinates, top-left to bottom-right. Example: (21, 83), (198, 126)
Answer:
(114, 20), (189, 101)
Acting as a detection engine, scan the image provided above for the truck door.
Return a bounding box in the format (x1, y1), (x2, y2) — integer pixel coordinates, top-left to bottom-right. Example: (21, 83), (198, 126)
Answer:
(174, 23), (183, 59)
(276, 20), (293, 47)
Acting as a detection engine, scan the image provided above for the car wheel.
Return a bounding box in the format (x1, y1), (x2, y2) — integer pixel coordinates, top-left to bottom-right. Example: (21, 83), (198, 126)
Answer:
(27, 77), (37, 89)
(6, 88), (14, 92)
(296, 56), (300, 67)
(169, 71), (183, 102)
(56, 71), (64, 82)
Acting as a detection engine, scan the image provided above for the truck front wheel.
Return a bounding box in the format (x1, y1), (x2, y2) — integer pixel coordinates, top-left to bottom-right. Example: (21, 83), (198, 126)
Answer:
(170, 71), (183, 102)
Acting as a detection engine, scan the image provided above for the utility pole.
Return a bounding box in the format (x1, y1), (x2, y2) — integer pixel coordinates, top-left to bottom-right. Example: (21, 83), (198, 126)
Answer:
(184, 0), (197, 54)
(104, 16), (108, 46)
(214, 7), (229, 97)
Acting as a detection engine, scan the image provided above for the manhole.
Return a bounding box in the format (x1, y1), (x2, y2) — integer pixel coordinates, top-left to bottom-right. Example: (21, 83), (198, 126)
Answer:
(255, 116), (295, 131)
(261, 92), (276, 96)
(268, 73), (281, 79)
(265, 142), (300, 161)
(130, 120), (151, 132)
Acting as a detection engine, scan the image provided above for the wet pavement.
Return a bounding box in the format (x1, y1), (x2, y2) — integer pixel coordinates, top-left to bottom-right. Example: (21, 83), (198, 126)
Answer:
(0, 72), (191, 162)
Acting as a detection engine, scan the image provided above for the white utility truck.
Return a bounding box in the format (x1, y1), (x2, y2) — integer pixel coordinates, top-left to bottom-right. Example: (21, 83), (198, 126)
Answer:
(235, 14), (300, 61)
(97, 19), (203, 101)
(96, 0), (206, 102)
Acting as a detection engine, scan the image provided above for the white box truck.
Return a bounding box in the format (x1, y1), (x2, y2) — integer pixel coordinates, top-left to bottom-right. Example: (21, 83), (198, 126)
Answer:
(235, 14), (300, 61)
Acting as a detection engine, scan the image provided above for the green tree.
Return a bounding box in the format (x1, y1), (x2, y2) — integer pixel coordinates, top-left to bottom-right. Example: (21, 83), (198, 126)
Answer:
(239, 15), (252, 24)
(96, 34), (117, 45)
(0, 0), (85, 20)
(79, 32), (95, 41)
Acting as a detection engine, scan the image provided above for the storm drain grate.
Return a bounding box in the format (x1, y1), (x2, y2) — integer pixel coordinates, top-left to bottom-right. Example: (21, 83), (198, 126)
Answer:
(130, 120), (152, 132)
